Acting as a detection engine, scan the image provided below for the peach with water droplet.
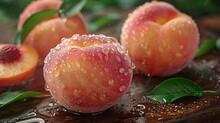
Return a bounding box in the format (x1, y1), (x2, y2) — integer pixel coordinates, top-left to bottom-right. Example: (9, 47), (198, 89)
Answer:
(43, 34), (133, 113)
(18, 0), (88, 61)
(0, 44), (38, 86)
(121, 1), (199, 76)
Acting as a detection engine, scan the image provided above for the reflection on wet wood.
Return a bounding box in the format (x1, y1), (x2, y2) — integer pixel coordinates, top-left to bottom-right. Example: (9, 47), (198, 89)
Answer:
(0, 51), (219, 122)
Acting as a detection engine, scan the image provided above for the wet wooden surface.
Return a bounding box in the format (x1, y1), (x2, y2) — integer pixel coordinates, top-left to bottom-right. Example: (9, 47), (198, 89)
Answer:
(0, 13), (220, 123)
(0, 53), (220, 123)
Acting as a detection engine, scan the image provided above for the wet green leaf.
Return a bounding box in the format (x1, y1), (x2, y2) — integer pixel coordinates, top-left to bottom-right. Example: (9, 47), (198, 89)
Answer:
(195, 40), (216, 58)
(14, 9), (59, 45)
(0, 91), (48, 109)
(216, 38), (220, 50)
(60, 0), (87, 17)
(88, 13), (122, 32)
(145, 77), (216, 103)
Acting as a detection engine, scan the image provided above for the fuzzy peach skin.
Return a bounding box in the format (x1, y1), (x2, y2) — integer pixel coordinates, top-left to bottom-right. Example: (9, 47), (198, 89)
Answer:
(0, 44), (38, 86)
(18, 0), (62, 30)
(43, 34), (133, 113)
(121, 1), (199, 76)
(24, 15), (88, 61)
(18, 0), (88, 61)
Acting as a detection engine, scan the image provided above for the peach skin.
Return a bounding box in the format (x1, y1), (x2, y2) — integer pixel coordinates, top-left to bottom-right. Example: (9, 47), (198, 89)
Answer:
(121, 1), (199, 76)
(43, 34), (133, 113)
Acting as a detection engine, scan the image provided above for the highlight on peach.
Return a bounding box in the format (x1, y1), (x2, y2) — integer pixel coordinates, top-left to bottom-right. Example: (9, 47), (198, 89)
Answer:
(121, 1), (199, 76)
(43, 34), (133, 113)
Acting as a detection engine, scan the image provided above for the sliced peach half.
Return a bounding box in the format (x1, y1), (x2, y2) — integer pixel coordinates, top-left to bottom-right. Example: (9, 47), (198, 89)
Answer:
(0, 44), (39, 86)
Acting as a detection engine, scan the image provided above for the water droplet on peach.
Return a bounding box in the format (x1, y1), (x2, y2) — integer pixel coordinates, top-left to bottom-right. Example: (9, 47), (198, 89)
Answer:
(54, 70), (60, 77)
(100, 94), (107, 100)
(44, 84), (50, 91)
(108, 79), (114, 85)
(117, 47), (124, 54)
(115, 56), (121, 63)
(124, 72), (129, 76)
(104, 68), (109, 72)
(119, 85), (126, 92)
(119, 67), (125, 73)
(104, 56), (109, 60)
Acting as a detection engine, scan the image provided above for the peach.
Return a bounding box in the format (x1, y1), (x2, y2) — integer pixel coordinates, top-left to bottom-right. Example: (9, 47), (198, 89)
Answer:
(121, 1), (199, 76)
(18, 0), (62, 30)
(43, 34), (133, 113)
(0, 44), (38, 86)
(18, 0), (88, 61)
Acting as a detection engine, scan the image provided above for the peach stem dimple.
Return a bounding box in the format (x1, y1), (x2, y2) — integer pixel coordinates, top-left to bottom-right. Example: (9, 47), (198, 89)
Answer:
(0, 44), (22, 64)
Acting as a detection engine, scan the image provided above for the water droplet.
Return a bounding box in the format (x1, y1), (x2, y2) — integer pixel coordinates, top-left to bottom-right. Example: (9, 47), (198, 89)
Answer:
(16, 118), (45, 123)
(108, 79), (114, 85)
(54, 70), (60, 77)
(55, 61), (58, 65)
(115, 56), (121, 63)
(137, 104), (146, 110)
(104, 68), (109, 72)
(119, 85), (126, 92)
(76, 100), (82, 104)
(99, 72), (104, 76)
(104, 56), (109, 60)
(131, 62), (136, 69)
(146, 73), (151, 77)
(62, 18), (67, 23)
(76, 62), (80, 68)
(119, 67), (125, 73)
(100, 94), (107, 100)
(139, 111), (145, 116)
(102, 49), (109, 55)
(158, 47), (163, 52)
(179, 45), (184, 49)
(81, 68), (87, 74)
(48, 102), (55, 107)
(162, 98), (167, 103)
(44, 84), (50, 91)
(124, 72), (128, 76)
(73, 89), (81, 97)
(98, 53), (102, 59)
(117, 47), (124, 54)
(175, 53), (182, 57)
(52, 27), (55, 32)
(92, 93), (97, 99)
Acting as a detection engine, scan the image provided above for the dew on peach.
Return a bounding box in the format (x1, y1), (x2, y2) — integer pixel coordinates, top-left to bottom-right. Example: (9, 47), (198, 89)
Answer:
(43, 34), (133, 113)
(19, 0), (88, 61)
(121, 1), (199, 76)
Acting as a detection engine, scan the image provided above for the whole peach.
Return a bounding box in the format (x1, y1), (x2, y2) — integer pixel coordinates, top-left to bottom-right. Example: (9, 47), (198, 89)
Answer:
(121, 1), (199, 76)
(43, 34), (133, 113)
(18, 0), (88, 61)
(18, 0), (62, 30)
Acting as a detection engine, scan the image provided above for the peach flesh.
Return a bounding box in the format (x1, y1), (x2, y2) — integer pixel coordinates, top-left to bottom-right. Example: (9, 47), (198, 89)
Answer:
(121, 1), (199, 76)
(43, 34), (133, 113)
(0, 44), (39, 86)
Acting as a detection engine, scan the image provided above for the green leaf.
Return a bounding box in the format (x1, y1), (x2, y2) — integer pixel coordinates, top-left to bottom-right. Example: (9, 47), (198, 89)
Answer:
(14, 31), (22, 45)
(60, 0), (87, 17)
(216, 38), (220, 50)
(195, 40), (216, 58)
(88, 13), (122, 32)
(14, 9), (59, 45)
(0, 91), (48, 109)
(145, 77), (215, 103)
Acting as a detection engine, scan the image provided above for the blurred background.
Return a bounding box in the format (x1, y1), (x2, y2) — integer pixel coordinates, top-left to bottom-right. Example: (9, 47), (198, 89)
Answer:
(0, 0), (220, 43)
